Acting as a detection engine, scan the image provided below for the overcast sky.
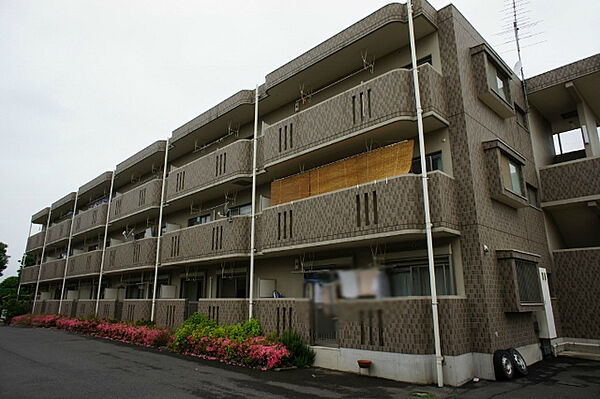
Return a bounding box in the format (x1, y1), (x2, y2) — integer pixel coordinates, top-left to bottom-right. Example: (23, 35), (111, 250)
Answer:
(1, 0), (598, 281)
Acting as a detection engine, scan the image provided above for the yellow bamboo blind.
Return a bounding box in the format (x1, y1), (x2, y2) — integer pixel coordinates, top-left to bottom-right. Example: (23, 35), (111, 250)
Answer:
(270, 139), (414, 206)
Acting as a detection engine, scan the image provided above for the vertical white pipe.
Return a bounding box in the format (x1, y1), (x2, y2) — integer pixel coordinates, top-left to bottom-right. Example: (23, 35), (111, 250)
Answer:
(58, 192), (79, 314)
(95, 171), (116, 316)
(407, 0), (444, 387)
(249, 85), (259, 319)
(33, 209), (52, 313)
(17, 222), (33, 297)
(151, 139), (170, 322)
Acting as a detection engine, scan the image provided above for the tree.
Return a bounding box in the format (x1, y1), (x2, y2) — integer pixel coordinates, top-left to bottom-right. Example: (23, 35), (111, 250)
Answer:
(0, 242), (8, 277)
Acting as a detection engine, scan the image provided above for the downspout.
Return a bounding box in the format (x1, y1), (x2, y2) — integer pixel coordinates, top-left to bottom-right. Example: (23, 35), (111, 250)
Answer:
(33, 209), (52, 313)
(151, 139), (170, 322)
(248, 85), (259, 320)
(58, 191), (79, 314)
(17, 222), (33, 297)
(95, 170), (116, 316)
(407, 0), (444, 387)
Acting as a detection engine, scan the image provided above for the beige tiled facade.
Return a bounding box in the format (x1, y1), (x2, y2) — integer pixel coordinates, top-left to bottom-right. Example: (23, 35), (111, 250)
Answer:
(18, 0), (599, 386)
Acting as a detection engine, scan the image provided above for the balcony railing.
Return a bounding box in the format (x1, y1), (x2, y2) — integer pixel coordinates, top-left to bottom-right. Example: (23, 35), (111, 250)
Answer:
(67, 250), (103, 278)
(104, 237), (157, 273)
(261, 64), (446, 167)
(20, 265), (40, 284)
(161, 216), (251, 265)
(26, 231), (45, 252)
(109, 179), (162, 223)
(46, 218), (72, 246)
(39, 258), (66, 281)
(258, 171), (458, 252)
(166, 140), (253, 202)
(73, 203), (108, 237)
(539, 156), (600, 204)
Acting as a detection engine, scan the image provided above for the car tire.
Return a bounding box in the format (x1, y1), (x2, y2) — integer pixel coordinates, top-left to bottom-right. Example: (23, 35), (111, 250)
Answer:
(493, 349), (515, 380)
(508, 348), (528, 376)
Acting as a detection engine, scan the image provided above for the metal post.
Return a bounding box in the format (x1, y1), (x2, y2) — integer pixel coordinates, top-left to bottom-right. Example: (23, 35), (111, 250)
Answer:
(151, 140), (170, 322)
(58, 191), (79, 314)
(407, 0), (443, 387)
(17, 222), (33, 297)
(95, 171), (116, 316)
(248, 85), (259, 320)
(33, 210), (52, 313)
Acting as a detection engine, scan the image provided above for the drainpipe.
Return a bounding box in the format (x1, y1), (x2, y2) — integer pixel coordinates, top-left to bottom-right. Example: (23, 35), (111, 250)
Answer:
(95, 170), (116, 316)
(407, 0), (444, 387)
(249, 85), (259, 320)
(151, 139), (170, 322)
(33, 209), (52, 313)
(58, 191), (79, 314)
(17, 222), (33, 297)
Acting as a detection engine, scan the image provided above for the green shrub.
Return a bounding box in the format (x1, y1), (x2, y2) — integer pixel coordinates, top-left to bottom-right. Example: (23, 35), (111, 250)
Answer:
(279, 330), (315, 368)
(133, 318), (156, 327)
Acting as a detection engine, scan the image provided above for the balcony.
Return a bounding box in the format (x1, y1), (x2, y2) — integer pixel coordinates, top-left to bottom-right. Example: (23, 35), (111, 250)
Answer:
(161, 216), (251, 266)
(26, 231), (45, 253)
(539, 157), (600, 205)
(261, 65), (447, 168)
(67, 250), (103, 278)
(72, 203), (108, 238)
(104, 237), (157, 273)
(258, 171), (459, 253)
(20, 265), (40, 284)
(46, 218), (72, 247)
(109, 179), (162, 224)
(39, 258), (66, 282)
(166, 140), (253, 203)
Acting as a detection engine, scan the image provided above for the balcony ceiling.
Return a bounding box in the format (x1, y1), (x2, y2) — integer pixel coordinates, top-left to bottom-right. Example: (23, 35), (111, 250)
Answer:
(114, 141), (166, 190)
(31, 207), (50, 225)
(78, 171), (113, 206)
(546, 201), (600, 248)
(51, 192), (77, 217)
(527, 55), (600, 133)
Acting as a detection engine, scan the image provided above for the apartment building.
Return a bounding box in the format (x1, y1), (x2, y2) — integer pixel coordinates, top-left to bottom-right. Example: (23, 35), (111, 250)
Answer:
(18, 0), (600, 386)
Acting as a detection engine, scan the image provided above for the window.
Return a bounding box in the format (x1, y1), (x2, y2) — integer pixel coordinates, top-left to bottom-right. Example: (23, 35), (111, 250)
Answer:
(387, 256), (455, 297)
(515, 105), (528, 129)
(515, 260), (542, 304)
(217, 273), (247, 298)
(188, 214), (211, 227)
(411, 151), (443, 174)
(230, 203), (252, 216)
(500, 155), (523, 196)
(553, 128), (585, 155)
(494, 71), (508, 101)
(527, 184), (538, 207)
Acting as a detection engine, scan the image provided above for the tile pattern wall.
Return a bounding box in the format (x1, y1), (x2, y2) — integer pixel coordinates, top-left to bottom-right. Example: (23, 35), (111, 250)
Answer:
(73, 203), (108, 236)
(40, 259), (66, 282)
(67, 250), (102, 278)
(554, 248), (600, 339)
(263, 66), (446, 167)
(197, 300), (248, 326)
(44, 300), (60, 315)
(155, 300), (188, 329)
(336, 298), (469, 356)
(104, 237), (157, 273)
(46, 218), (72, 246)
(161, 216), (251, 264)
(26, 231), (45, 253)
(526, 54), (600, 93)
(75, 300), (97, 319)
(20, 265), (40, 284)
(59, 300), (76, 317)
(121, 300), (152, 322)
(166, 140), (252, 201)
(97, 300), (121, 320)
(253, 299), (313, 343)
(110, 179), (162, 222)
(258, 172), (458, 252)
(539, 157), (600, 203)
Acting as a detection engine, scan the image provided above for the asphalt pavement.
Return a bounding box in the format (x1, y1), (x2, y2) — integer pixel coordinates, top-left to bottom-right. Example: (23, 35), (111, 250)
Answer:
(0, 326), (599, 398)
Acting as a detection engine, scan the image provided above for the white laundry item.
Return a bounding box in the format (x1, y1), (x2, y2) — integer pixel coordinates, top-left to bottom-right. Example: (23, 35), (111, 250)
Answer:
(358, 268), (379, 297)
(313, 283), (323, 303)
(374, 271), (391, 298)
(337, 270), (360, 299)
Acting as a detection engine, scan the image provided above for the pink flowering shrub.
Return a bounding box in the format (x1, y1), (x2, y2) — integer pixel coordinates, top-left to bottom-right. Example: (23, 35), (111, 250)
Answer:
(31, 315), (62, 328)
(10, 314), (33, 327)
